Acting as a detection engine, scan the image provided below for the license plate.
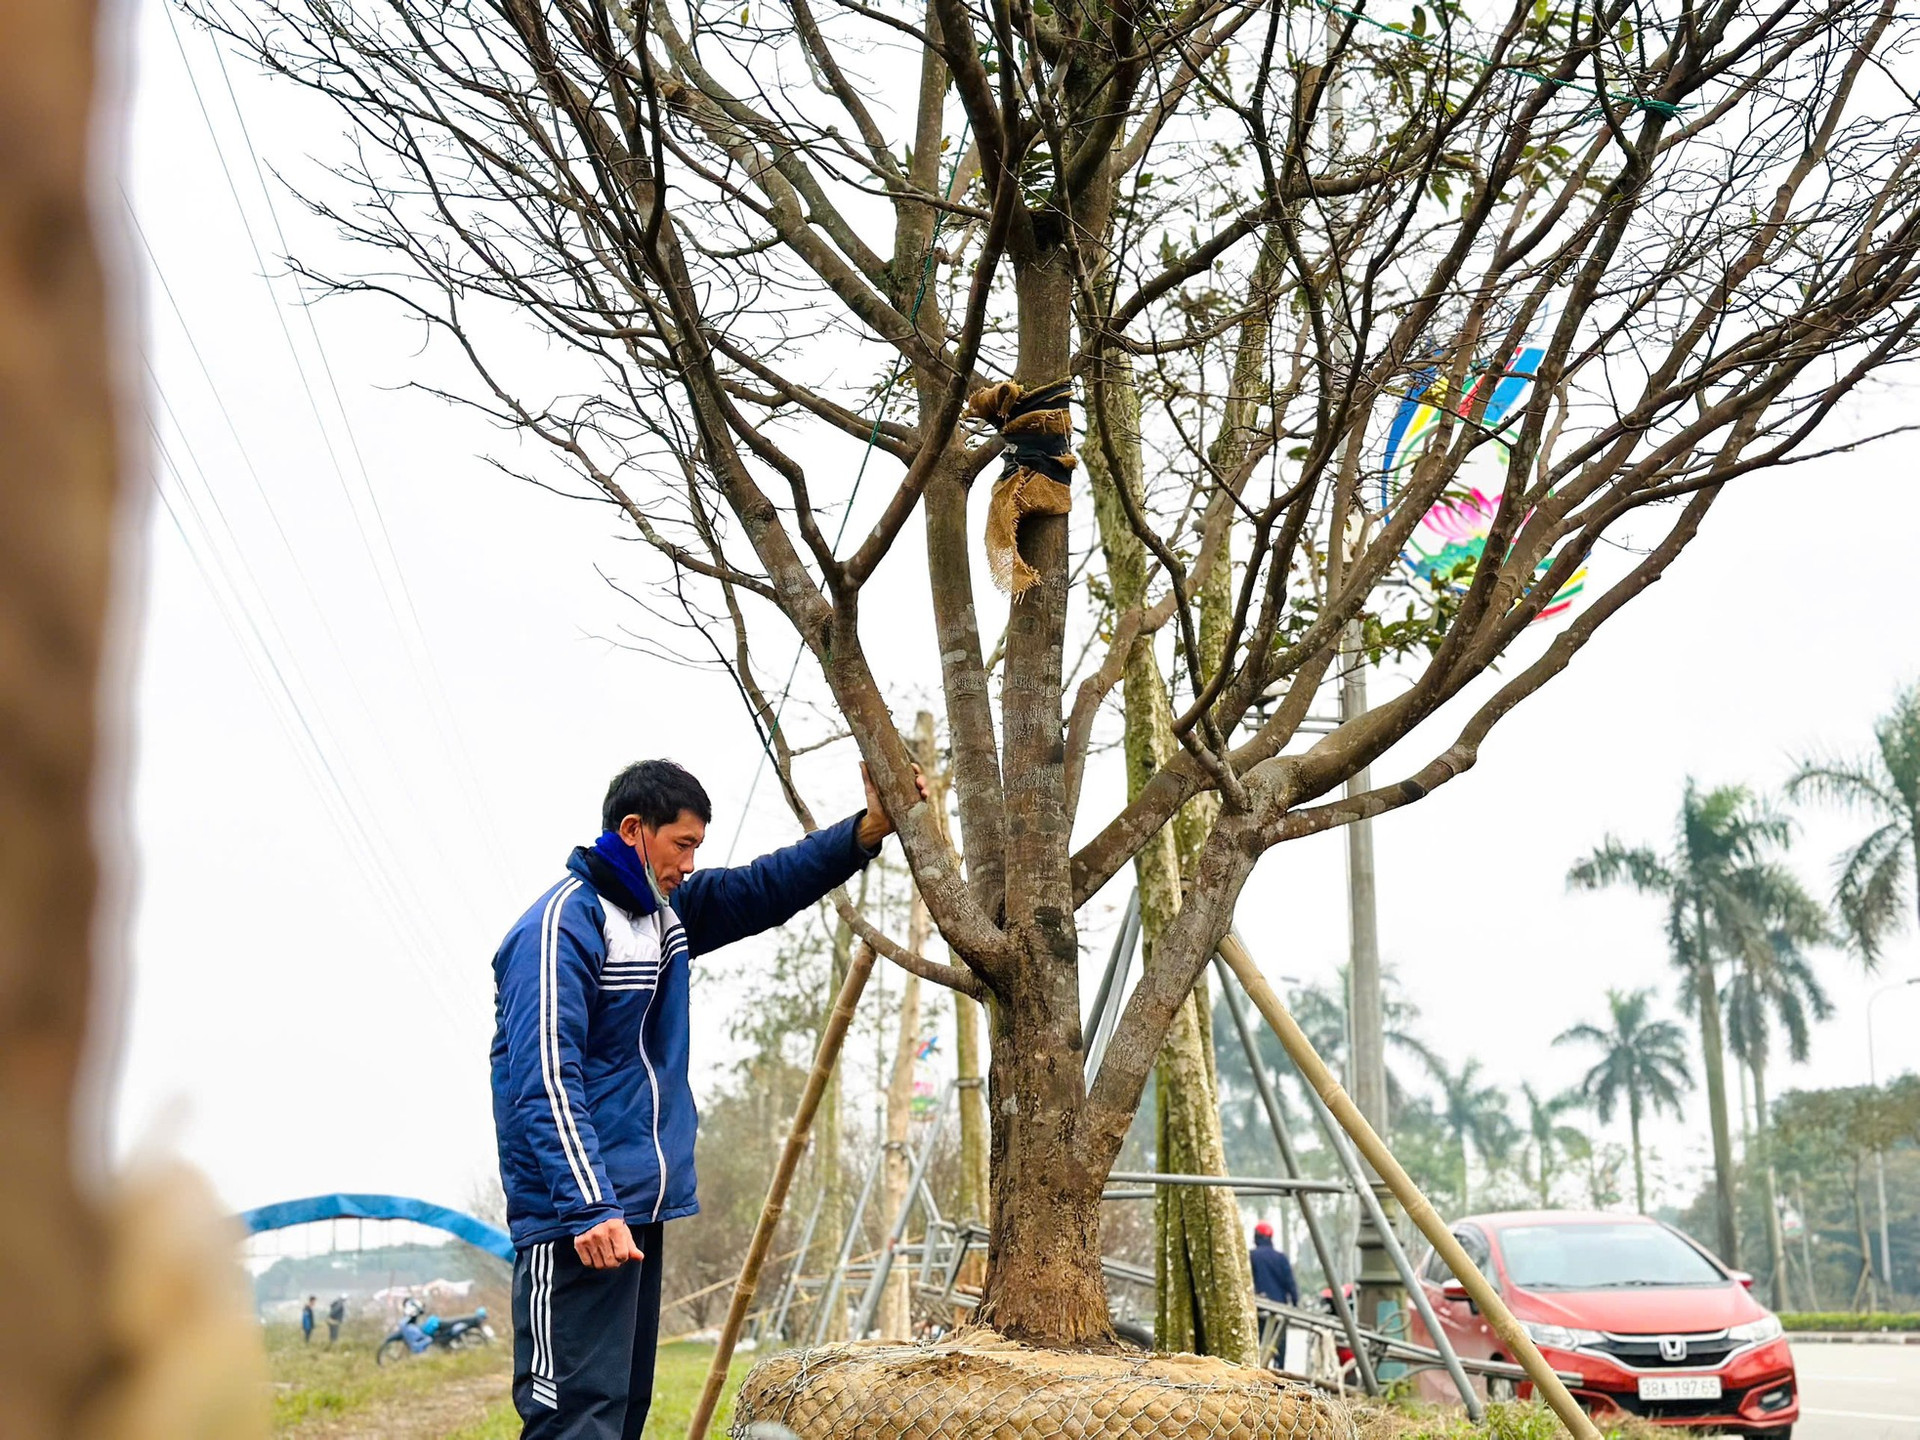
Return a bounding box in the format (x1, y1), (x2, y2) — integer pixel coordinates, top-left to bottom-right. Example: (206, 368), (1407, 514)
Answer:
(1637, 1375), (1723, 1401)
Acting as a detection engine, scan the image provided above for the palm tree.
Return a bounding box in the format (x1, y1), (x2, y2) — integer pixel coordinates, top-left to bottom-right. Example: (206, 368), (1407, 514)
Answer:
(1724, 894), (1833, 1309)
(1417, 1054), (1517, 1212)
(1569, 781), (1796, 1263)
(1788, 681), (1920, 966)
(1556, 989), (1692, 1214)
(1221, 965), (1428, 1123)
(1520, 1083), (1590, 1207)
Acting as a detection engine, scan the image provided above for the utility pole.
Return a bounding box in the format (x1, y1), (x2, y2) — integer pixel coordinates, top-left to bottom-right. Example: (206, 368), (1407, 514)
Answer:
(1340, 620), (1400, 1336)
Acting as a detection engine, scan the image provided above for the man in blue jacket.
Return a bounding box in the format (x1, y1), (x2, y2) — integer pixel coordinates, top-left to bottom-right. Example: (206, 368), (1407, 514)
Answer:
(491, 758), (918, 1438)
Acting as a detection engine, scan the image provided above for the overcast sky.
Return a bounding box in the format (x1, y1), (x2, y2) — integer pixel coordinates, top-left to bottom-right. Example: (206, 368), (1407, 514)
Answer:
(111, 0), (1920, 1232)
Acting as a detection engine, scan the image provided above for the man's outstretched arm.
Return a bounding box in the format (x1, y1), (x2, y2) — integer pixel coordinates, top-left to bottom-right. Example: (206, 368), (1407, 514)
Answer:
(674, 764), (923, 953)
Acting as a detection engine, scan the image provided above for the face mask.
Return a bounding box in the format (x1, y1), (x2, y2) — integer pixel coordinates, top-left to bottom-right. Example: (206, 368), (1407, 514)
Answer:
(638, 831), (673, 908)
(643, 854), (672, 908)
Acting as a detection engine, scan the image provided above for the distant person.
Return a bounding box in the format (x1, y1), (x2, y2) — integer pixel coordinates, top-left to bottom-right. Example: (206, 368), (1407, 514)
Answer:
(1250, 1221), (1299, 1305)
(1250, 1222), (1299, 1369)
(491, 758), (920, 1439)
(327, 1295), (346, 1346)
(301, 1295), (316, 1345)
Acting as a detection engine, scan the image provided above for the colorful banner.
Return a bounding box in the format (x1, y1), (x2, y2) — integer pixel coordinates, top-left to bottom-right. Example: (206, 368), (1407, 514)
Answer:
(1379, 338), (1585, 622)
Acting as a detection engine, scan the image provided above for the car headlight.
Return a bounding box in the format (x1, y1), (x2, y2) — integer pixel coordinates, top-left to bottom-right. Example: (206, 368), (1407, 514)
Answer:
(1522, 1321), (1607, 1350)
(1728, 1315), (1784, 1345)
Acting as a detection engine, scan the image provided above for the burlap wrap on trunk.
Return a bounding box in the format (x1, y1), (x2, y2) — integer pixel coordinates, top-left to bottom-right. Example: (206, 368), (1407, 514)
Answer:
(729, 1335), (1354, 1440)
(968, 382), (1077, 597)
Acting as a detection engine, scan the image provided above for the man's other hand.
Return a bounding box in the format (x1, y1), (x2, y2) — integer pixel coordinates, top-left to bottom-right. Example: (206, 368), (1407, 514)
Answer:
(574, 1217), (644, 1269)
(858, 761), (928, 849)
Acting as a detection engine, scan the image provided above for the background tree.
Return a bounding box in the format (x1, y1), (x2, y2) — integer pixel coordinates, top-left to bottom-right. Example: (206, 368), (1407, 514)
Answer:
(210, 0), (1920, 1347)
(1790, 682), (1920, 967)
(1570, 783), (1801, 1260)
(1417, 1055), (1516, 1214)
(1555, 987), (1692, 1215)
(1723, 889), (1833, 1309)
(1769, 1082), (1920, 1311)
(1519, 1083), (1588, 1209)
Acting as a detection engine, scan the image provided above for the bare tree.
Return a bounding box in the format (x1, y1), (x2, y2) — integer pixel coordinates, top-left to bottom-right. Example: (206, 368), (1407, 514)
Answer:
(208, 0), (1920, 1346)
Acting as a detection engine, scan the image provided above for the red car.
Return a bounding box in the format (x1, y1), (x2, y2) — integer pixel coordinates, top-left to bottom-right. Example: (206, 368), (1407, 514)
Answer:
(1406, 1210), (1797, 1436)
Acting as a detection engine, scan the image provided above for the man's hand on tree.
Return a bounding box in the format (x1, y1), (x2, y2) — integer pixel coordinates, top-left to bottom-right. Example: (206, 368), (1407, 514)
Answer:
(857, 762), (929, 850)
(574, 1216), (644, 1269)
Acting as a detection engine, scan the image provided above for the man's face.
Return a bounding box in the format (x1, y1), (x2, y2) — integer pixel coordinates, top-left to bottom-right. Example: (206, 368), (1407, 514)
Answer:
(618, 809), (706, 892)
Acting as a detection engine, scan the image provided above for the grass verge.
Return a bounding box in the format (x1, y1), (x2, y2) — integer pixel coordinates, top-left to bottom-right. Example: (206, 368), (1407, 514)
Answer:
(1781, 1311), (1920, 1332)
(443, 1340), (757, 1440)
(267, 1319), (509, 1433)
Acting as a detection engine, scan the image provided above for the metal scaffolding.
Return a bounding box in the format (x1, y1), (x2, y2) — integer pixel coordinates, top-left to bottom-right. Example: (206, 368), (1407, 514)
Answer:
(759, 893), (1485, 1416)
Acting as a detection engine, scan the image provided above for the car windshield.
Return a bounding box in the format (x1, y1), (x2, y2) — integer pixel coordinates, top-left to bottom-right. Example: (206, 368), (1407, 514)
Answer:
(1499, 1223), (1727, 1290)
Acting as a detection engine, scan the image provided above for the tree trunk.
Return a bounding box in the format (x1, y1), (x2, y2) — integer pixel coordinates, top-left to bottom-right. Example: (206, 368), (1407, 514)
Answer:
(1794, 1179), (1823, 1310)
(974, 240), (1108, 1347)
(909, 705), (989, 1307)
(1459, 1136), (1472, 1215)
(955, 995), (990, 1224)
(1693, 904), (1739, 1264)
(1752, 1052), (1792, 1311)
(1629, 1092), (1646, 1215)
(1850, 1164), (1876, 1312)
(974, 977), (1111, 1344)
(817, 906), (855, 1341)
(877, 917), (924, 1339)
(0, 0), (127, 1429)
(1085, 315), (1255, 1364)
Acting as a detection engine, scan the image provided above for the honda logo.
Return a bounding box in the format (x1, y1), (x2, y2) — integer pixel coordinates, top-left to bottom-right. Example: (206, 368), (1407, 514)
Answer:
(1659, 1336), (1689, 1362)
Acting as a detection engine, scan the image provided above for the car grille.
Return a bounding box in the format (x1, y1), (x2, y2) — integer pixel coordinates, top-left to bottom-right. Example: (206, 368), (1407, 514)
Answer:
(1592, 1332), (1738, 1370)
(1609, 1385), (1748, 1421)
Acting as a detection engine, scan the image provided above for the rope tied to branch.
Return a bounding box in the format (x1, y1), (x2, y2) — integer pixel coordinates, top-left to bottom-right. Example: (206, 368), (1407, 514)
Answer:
(969, 379), (1078, 596)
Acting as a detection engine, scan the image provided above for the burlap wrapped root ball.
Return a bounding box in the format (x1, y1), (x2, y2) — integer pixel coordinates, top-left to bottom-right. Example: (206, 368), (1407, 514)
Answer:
(731, 1334), (1354, 1440)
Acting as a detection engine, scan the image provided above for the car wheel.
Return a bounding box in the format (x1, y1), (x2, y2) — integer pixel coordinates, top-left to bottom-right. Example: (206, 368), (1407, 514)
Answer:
(1748, 1429), (1792, 1440)
(1487, 1376), (1518, 1402)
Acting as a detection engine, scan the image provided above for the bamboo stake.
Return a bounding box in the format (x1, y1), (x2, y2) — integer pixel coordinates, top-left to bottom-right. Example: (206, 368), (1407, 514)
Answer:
(687, 940), (878, 1440)
(1218, 935), (1601, 1440)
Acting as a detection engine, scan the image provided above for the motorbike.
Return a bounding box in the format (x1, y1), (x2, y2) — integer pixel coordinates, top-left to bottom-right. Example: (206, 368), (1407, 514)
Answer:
(376, 1299), (496, 1364)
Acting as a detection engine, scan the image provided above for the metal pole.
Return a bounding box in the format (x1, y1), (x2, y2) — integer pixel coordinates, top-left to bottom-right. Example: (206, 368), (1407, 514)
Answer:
(1086, 892), (1142, 1081)
(1107, 1171), (1352, 1194)
(1221, 935), (1602, 1440)
(809, 1142), (885, 1346)
(851, 1081), (956, 1338)
(1292, 1027), (1482, 1417)
(1339, 621), (1400, 1344)
(765, 1192), (824, 1344)
(1214, 956), (1378, 1395)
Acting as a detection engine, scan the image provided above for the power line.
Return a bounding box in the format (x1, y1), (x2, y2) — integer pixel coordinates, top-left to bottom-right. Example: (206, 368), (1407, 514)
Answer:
(164, 3), (515, 886)
(127, 203), (495, 922)
(147, 424), (476, 1034)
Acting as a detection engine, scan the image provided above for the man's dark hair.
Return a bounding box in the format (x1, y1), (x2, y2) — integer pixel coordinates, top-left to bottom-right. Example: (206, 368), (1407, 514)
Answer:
(602, 759), (712, 832)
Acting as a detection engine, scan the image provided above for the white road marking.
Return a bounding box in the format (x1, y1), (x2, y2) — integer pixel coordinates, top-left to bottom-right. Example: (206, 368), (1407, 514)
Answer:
(1800, 1408), (1919, 1423)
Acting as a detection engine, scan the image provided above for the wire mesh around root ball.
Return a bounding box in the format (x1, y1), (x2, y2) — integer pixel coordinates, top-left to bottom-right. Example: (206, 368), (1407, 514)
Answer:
(730, 1332), (1356, 1440)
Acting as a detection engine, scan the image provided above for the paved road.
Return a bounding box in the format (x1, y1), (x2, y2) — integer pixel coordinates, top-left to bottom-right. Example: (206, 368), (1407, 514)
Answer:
(1791, 1343), (1920, 1440)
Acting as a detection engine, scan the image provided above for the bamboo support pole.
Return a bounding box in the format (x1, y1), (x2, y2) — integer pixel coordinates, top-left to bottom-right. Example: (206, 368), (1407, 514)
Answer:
(1218, 936), (1601, 1440)
(687, 940), (877, 1440)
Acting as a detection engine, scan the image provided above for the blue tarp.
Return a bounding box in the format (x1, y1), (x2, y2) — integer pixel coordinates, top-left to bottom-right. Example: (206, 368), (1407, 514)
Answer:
(237, 1193), (516, 1263)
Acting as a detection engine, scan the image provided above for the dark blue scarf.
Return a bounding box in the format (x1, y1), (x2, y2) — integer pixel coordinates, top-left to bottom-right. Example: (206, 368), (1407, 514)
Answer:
(591, 830), (662, 915)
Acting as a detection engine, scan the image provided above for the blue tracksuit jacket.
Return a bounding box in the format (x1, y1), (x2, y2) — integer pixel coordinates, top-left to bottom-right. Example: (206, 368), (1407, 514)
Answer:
(490, 813), (877, 1249)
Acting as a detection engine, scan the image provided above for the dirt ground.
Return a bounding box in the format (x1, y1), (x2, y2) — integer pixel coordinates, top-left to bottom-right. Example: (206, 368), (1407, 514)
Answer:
(280, 1366), (508, 1440)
